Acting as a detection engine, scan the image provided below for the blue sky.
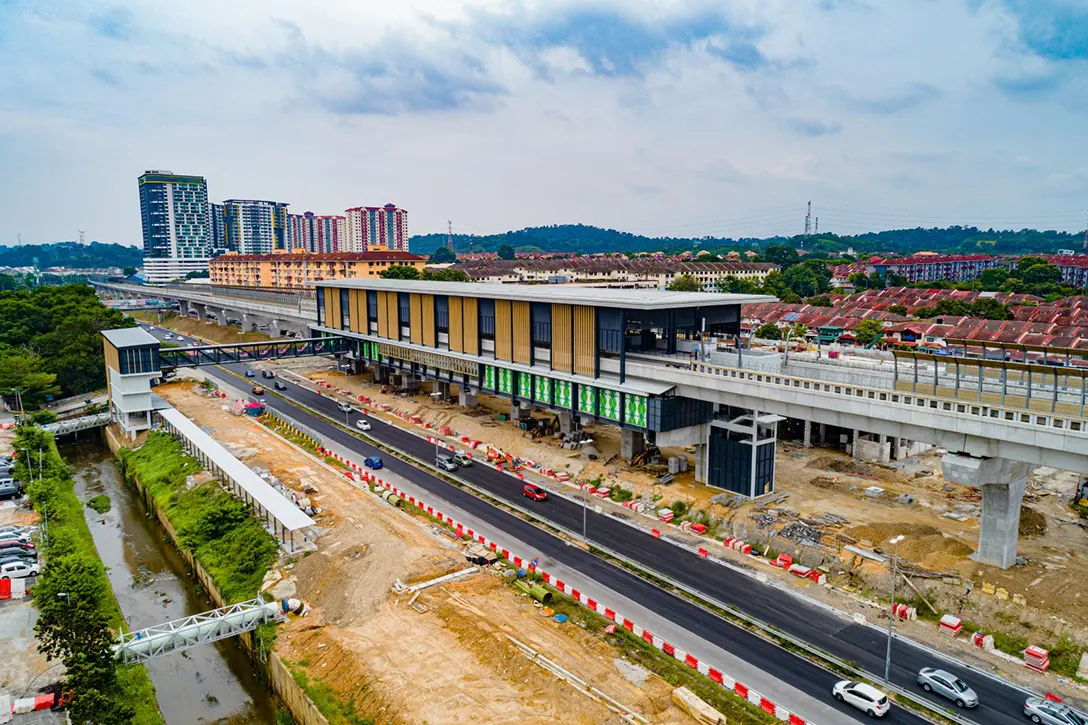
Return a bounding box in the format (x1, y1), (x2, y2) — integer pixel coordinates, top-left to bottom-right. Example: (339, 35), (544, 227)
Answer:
(1, 0), (1086, 246)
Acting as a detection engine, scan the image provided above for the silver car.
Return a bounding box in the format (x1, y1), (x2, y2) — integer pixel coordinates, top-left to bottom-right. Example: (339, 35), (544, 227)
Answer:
(917, 668), (978, 708)
(1025, 697), (1087, 725)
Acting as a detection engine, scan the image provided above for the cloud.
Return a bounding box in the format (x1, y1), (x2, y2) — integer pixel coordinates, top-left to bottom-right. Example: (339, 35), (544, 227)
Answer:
(993, 71), (1064, 99)
(1000, 0), (1088, 61)
(837, 83), (942, 114)
(784, 118), (842, 137)
(89, 7), (135, 40)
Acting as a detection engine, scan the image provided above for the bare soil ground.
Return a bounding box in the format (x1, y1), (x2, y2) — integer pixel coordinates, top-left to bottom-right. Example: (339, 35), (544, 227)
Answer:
(156, 381), (689, 725)
(131, 312), (273, 345)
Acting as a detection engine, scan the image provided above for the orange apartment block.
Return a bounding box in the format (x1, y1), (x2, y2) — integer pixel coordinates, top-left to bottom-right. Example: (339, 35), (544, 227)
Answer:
(209, 248), (426, 289)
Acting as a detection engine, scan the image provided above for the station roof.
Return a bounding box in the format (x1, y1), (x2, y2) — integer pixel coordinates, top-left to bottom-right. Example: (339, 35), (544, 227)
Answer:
(102, 327), (160, 349)
(313, 279), (774, 310)
(157, 407), (315, 532)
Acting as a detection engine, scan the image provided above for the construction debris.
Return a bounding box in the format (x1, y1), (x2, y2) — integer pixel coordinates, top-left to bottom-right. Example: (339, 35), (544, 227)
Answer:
(778, 521), (823, 546)
(671, 686), (726, 725)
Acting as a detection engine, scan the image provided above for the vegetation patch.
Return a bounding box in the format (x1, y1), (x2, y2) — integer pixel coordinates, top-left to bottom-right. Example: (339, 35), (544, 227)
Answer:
(14, 426), (163, 724)
(121, 431), (280, 603)
(287, 666), (375, 725)
(85, 494), (111, 514)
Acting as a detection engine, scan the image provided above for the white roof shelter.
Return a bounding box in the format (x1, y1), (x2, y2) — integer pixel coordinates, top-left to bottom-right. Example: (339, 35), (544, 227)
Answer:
(156, 407), (315, 548)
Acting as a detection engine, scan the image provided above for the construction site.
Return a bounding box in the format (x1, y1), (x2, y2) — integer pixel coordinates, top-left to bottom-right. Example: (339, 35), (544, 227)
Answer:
(248, 352), (1088, 693)
(154, 382), (712, 725)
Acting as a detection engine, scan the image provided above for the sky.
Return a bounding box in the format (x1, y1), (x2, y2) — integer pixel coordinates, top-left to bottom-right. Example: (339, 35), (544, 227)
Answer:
(1, 0), (1087, 247)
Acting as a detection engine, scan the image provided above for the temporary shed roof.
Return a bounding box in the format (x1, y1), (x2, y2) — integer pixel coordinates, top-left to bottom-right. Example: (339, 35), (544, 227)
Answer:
(157, 407), (314, 532)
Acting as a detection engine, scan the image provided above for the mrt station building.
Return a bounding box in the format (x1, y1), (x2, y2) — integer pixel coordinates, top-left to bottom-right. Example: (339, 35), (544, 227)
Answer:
(313, 279), (779, 497)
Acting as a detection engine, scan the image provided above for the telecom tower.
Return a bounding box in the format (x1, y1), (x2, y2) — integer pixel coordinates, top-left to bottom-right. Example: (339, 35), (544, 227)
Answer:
(815, 217), (819, 235)
(79, 230), (86, 244)
(447, 220), (454, 252)
(804, 201), (812, 236)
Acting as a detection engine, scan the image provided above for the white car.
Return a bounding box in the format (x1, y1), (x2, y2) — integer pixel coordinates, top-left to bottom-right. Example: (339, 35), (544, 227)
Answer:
(164, 334), (173, 340)
(832, 680), (890, 718)
(0, 560), (39, 579)
(356, 419), (371, 431)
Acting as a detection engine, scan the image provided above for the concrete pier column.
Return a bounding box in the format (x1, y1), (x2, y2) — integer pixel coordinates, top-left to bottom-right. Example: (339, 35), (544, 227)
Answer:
(458, 388), (477, 407)
(373, 366), (388, 384)
(803, 420), (812, 448)
(818, 423), (826, 444)
(878, 434), (889, 464)
(852, 429), (861, 457)
(242, 313), (252, 331)
(941, 454), (1033, 569)
(694, 442), (707, 484)
(218, 308), (229, 326)
(510, 401), (527, 420)
(435, 381), (451, 401)
(558, 411), (578, 435)
(621, 428), (646, 461)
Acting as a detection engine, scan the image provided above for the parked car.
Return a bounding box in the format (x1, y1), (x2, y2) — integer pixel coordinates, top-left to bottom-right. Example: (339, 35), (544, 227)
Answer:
(0, 524), (29, 537)
(0, 552), (37, 566)
(435, 456), (458, 472)
(0, 540), (35, 554)
(244, 370), (256, 378)
(0, 560), (39, 579)
(453, 452), (473, 467)
(0, 530), (31, 543)
(273, 380), (288, 391)
(261, 370), (275, 379)
(1025, 697), (1087, 725)
(337, 402), (353, 413)
(0, 481), (20, 500)
(917, 668), (977, 708)
(363, 456), (383, 470)
(522, 484), (547, 502)
(356, 419), (371, 431)
(832, 681), (890, 718)
(251, 387), (265, 396)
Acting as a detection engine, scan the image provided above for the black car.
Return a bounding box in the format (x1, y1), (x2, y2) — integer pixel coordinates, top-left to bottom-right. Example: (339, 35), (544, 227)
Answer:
(274, 380), (288, 390)
(0, 553), (36, 567)
(0, 481), (20, 500)
(261, 370), (275, 379)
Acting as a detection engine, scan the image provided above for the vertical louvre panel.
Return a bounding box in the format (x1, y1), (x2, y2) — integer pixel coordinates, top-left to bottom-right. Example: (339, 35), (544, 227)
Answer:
(377, 291), (389, 338)
(512, 301), (530, 364)
(449, 296), (464, 351)
(551, 303), (572, 372)
(361, 287), (370, 327)
(326, 288), (341, 330)
(421, 294), (435, 347)
(495, 299), (512, 361)
(410, 294), (423, 345)
(349, 290), (363, 333)
(463, 297), (479, 355)
(573, 305), (595, 376)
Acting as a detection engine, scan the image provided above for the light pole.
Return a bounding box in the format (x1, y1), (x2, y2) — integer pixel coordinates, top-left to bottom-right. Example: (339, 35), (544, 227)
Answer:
(885, 534), (905, 683)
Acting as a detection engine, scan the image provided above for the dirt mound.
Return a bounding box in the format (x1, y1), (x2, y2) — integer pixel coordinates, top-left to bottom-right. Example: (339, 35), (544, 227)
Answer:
(1019, 506), (1047, 537)
(846, 522), (973, 571)
(807, 455), (876, 477)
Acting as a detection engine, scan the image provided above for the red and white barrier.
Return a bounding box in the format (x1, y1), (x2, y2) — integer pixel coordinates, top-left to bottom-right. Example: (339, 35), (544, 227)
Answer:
(939, 614), (962, 637)
(1024, 645), (1050, 673)
(971, 631), (994, 650)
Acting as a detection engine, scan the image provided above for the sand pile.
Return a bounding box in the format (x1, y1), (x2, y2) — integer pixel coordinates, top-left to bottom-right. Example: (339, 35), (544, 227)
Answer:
(846, 522), (973, 571)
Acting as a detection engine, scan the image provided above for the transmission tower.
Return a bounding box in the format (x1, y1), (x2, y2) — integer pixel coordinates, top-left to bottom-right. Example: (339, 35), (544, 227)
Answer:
(815, 216), (819, 235)
(447, 220), (454, 252)
(78, 229), (86, 244)
(803, 201), (812, 236)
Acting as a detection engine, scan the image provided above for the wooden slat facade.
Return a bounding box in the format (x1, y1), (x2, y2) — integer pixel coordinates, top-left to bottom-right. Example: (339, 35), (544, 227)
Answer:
(463, 297), (479, 356)
(376, 291), (389, 338)
(349, 290), (364, 333)
(495, 299), (512, 361)
(410, 294), (423, 345)
(448, 296), (464, 352)
(551, 304), (572, 372)
(103, 340), (119, 396)
(573, 305), (595, 376)
(512, 301), (530, 365)
(387, 291), (399, 337)
(325, 288), (341, 330)
(421, 294), (435, 347)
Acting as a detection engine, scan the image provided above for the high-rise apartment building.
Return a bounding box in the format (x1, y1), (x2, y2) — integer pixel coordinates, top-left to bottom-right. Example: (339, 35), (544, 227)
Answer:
(208, 202), (227, 255)
(344, 203), (408, 251)
(315, 215), (345, 253)
(288, 212), (316, 252)
(138, 170), (211, 284)
(222, 199), (289, 255)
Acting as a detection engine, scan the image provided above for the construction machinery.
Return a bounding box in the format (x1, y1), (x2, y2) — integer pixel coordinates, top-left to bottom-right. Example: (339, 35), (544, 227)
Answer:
(631, 444), (662, 468)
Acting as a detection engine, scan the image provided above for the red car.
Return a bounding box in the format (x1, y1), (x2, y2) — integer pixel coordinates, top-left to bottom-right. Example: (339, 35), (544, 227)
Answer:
(522, 484), (547, 502)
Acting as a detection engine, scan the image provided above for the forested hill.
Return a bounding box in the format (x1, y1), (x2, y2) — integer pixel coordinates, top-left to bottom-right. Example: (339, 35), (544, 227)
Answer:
(0, 241), (142, 268)
(409, 224), (1084, 257)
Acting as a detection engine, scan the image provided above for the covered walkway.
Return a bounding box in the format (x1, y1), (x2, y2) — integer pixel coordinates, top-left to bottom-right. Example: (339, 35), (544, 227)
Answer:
(155, 407), (316, 551)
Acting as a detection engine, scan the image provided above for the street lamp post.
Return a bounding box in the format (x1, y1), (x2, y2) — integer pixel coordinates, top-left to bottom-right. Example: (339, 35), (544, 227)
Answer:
(885, 534), (905, 683)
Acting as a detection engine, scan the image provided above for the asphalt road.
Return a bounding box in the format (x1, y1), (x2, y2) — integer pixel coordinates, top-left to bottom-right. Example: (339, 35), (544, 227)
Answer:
(149, 326), (1035, 725)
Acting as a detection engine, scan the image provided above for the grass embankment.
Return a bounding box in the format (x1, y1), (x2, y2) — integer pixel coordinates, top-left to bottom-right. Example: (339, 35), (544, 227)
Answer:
(130, 311), (273, 345)
(15, 427), (163, 725)
(120, 431), (280, 604)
